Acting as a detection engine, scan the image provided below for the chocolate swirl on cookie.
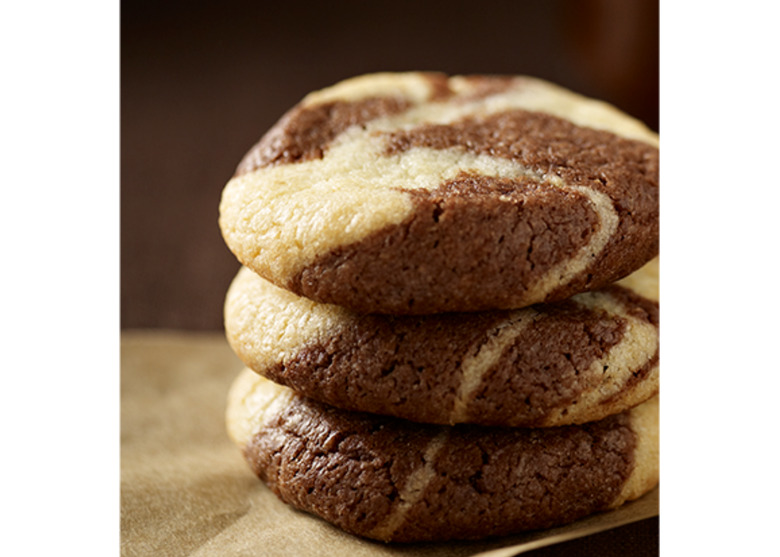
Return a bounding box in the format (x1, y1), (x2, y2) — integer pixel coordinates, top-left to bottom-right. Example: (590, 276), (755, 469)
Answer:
(227, 371), (659, 542)
(220, 71), (658, 314)
(224, 259), (659, 427)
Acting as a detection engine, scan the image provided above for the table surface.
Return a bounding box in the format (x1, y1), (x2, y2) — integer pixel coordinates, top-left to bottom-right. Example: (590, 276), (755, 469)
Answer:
(120, 331), (658, 556)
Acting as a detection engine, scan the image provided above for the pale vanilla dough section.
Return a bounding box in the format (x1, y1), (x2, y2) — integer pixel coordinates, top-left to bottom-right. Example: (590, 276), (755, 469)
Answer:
(224, 265), (354, 376)
(219, 72), (659, 295)
(613, 395), (660, 506)
(225, 366), (294, 449)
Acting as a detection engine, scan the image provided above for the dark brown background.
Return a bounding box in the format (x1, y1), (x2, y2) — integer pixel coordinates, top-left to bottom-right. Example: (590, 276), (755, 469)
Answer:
(121, 1), (658, 553)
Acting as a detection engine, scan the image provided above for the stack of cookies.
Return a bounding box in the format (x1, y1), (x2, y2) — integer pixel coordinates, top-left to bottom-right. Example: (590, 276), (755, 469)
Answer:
(218, 72), (659, 543)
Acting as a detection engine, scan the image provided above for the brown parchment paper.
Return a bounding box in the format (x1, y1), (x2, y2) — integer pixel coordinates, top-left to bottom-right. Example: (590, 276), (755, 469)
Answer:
(121, 331), (658, 557)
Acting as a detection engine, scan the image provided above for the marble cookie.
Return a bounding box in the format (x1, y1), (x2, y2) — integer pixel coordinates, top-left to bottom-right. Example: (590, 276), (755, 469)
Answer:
(226, 370), (659, 543)
(219, 72), (659, 314)
(224, 259), (659, 428)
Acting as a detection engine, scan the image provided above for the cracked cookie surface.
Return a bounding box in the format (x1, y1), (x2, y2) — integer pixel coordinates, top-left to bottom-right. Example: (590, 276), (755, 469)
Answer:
(225, 258), (658, 427)
(219, 72), (659, 314)
(226, 371), (659, 542)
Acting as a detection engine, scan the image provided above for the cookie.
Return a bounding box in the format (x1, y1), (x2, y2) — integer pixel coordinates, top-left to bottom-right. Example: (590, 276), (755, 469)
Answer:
(224, 258), (658, 427)
(226, 369), (659, 543)
(219, 72), (659, 314)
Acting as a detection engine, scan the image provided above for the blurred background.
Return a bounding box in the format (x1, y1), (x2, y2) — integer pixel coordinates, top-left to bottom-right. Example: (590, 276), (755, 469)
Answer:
(121, 0), (658, 331)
